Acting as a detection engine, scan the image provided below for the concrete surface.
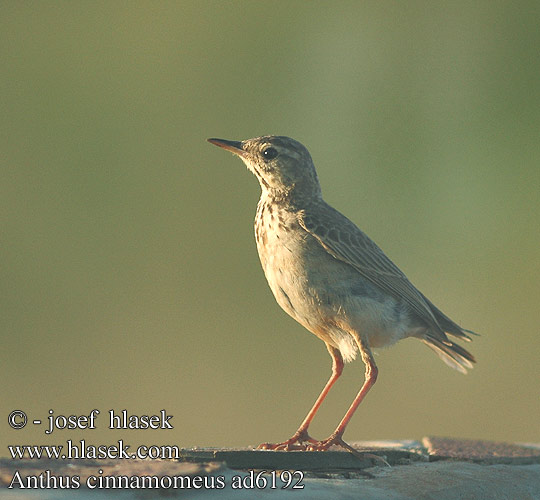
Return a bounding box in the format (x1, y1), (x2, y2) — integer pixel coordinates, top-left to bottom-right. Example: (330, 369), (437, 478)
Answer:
(1, 437), (539, 499)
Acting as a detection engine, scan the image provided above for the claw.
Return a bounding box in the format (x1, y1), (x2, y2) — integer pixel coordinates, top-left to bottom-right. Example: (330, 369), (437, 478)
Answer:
(257, 432), (389, 466)
(256, 429), (317, 451)
(304, 434), (390, 466)
(304, 434), (349, 452)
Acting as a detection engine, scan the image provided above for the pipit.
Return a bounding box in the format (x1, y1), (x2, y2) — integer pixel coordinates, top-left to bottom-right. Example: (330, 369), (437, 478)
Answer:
(208, 135), (476, 453)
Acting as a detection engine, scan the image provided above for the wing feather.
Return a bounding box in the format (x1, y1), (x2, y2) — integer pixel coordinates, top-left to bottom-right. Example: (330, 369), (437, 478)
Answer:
(299, 203), (449, 341)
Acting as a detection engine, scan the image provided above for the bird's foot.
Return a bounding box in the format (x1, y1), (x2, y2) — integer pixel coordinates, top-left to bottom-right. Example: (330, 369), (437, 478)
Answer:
(304, 433), (351, 452)
(257, 429), (317, 451)
(305, 433), (390, 465)
(258, 431), (389, 465)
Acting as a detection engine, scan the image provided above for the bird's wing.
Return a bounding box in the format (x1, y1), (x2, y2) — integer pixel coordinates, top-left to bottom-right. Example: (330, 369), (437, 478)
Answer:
(298, 204), (448, 340)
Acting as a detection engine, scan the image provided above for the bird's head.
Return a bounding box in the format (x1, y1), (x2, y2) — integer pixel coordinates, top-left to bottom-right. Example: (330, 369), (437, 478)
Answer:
(208, 135), (322, 201)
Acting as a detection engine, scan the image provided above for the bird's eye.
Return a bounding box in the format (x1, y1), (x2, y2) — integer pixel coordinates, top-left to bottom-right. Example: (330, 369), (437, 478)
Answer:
(262, 147), (278, 161)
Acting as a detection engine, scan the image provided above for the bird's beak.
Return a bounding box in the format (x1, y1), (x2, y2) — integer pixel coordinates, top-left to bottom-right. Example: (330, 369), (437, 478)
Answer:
(207, 138), (247, 158)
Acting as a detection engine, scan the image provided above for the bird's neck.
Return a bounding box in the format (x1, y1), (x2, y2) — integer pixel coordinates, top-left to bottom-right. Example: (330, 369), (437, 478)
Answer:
(259, 184), (322, 209)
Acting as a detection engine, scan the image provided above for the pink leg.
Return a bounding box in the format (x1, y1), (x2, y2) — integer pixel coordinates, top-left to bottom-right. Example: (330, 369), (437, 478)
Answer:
(307, 338), (378, 452)
(258, 344), (344, 450)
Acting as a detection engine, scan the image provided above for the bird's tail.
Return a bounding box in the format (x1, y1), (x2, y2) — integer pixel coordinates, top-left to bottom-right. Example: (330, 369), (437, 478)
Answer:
(421, 292), (479, 342)
(422, 336), (476, 374)
(420, 293), (478, 374)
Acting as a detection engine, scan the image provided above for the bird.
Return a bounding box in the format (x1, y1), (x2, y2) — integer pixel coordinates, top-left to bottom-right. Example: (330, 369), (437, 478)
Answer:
(207, 135), (476, 453)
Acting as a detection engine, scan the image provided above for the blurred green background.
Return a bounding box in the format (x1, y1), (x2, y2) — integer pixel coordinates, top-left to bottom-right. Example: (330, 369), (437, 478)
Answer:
(2, 1), (539, 454)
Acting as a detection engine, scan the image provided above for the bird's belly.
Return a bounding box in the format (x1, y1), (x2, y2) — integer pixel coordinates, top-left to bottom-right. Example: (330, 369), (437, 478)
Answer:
(257, 232), (413, 353)
(257, 232), (324, 322)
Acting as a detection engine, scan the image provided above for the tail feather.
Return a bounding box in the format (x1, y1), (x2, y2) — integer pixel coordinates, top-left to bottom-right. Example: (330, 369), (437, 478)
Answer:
(421, 292), (479, 342)
(415, 293), (478, 373)
(422, 336), (476, 374)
